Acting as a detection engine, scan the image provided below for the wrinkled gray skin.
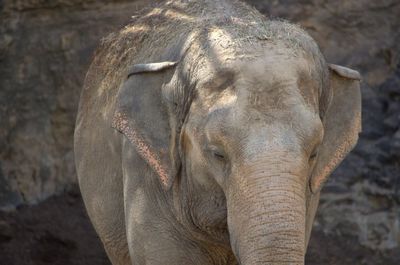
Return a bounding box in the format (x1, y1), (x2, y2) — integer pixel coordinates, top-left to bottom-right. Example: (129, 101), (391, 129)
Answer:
(74, 1), (361, 264)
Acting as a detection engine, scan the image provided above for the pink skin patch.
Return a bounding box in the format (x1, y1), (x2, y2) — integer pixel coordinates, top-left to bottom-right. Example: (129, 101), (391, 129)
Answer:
(112, 111), (170, 188)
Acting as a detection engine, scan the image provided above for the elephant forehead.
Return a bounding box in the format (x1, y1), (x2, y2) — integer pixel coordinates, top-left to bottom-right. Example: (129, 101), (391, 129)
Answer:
(192, 50), (320, 134)
(236, 55), (319, 115)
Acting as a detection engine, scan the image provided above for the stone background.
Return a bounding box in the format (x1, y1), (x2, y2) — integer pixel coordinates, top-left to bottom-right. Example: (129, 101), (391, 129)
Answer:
(0, 0), (399, 251)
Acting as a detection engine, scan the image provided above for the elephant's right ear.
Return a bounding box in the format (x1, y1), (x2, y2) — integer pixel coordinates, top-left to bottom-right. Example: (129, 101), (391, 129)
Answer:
(112, 61), (179, 190)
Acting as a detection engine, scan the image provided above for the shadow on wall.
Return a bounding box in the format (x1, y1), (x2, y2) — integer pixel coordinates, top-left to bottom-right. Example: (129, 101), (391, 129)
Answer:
(0, 0), (399, 250)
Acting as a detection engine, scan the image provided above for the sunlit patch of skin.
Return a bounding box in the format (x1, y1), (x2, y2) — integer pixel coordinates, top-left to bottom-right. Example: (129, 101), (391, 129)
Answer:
(164, 9), (196, 22)
(121, 24), (151, 35)
(209, 90), (238, 113)
(144, 7), (163, 18)
(207, 28), (237, 61)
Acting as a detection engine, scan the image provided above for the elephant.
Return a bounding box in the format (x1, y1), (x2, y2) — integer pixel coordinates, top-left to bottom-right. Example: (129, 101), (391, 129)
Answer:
(74, 0), (361, 264)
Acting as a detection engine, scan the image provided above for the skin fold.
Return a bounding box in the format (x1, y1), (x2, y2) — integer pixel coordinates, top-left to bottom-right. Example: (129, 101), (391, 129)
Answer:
(74, 0), (361, 264)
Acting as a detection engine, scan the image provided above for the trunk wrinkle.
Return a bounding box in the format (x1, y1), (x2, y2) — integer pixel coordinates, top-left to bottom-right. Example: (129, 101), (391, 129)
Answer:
(228, 164), (307, 265)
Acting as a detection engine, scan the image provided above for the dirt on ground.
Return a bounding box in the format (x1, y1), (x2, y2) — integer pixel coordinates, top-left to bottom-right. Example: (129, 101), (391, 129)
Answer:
(0, 186), (398, 265)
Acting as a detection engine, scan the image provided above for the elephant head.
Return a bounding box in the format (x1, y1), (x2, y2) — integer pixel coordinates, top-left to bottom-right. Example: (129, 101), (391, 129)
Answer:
(112, 21), (361, 265)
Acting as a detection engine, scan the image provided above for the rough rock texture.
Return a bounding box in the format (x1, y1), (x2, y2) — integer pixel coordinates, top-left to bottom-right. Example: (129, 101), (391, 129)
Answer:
(0, 0), (399, 251)
(0, 0), (158, 209)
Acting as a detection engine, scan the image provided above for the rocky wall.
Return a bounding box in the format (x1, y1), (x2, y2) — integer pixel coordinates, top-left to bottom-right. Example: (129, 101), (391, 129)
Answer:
(0, 0), (399, 250)
(0, 0), (156, 209)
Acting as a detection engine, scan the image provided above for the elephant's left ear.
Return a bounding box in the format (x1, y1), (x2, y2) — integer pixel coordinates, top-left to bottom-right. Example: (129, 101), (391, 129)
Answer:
(310, 64), (362, 193)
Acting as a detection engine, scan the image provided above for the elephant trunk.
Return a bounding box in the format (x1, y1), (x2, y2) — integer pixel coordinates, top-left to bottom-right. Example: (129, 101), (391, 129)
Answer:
(227, 159), (307, 265)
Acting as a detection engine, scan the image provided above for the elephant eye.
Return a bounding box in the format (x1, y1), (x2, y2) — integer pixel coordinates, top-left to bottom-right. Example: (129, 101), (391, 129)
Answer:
(207, 146), (226, 162)
(213, 151), (225, 160)
(309, 149), (318, 162)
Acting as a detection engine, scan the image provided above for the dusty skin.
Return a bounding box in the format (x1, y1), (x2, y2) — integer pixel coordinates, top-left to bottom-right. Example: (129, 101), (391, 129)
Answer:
(74, 0), (361, 264)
